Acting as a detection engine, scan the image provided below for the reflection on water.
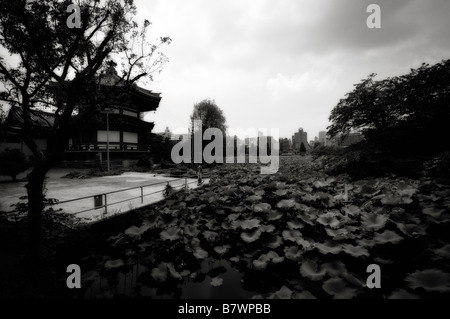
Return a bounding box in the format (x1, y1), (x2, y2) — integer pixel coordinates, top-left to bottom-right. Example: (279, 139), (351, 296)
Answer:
(82, 258), (259, 299)
(181, 259), (256, 299)
(83, 262), (147, 299)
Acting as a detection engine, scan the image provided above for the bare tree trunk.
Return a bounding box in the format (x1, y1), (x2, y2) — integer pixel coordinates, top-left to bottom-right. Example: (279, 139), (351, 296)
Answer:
(25, 161), (50, 257)
(21, 98), (72, 259)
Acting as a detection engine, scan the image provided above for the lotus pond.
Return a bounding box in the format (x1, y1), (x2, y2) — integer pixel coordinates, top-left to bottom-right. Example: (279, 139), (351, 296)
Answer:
(74, 156), (450, 299)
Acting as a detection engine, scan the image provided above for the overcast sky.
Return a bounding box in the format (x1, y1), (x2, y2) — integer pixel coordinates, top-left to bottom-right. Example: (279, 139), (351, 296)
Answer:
(136, 0), (450, 140)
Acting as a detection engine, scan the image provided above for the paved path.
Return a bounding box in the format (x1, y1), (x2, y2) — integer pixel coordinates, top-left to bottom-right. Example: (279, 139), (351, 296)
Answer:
(0, 169), (206, 223)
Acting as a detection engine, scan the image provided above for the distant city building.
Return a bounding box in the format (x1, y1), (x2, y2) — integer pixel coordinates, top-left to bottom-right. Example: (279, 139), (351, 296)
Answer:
(318, 130), (333, 146)
(156, 126), (172, 139)
(244, 137), (258, 148)
(172, 133), (190, 141)
(279, 138), (291, 153)
(257, 135), (274, 154)
(319, 131), (327, 144)
(291, 128), (310, 153)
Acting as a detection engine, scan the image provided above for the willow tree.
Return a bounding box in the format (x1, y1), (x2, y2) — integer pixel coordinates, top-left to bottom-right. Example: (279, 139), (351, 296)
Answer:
(0, 0), (170, 255)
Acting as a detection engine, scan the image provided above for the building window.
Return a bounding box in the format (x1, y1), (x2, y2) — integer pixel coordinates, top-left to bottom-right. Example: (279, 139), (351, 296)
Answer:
(123, 131), (138, 144)
(97, 130), (120, 142)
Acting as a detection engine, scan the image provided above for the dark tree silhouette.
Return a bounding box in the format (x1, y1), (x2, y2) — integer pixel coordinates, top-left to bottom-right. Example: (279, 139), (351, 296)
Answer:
(299, 142), (307, 154)
(0, 148), (30, 181)
(190, 98), (227, 164)
(190, 98), (227, 134)
(327, 59), (450, 155)
(0, 0), (170, 255)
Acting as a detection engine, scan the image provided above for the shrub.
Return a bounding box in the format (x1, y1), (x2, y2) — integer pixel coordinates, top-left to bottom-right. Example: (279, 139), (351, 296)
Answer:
(322, 142), (425, 179)
(311, 145), (345, 158)
(0, 148), (30, 181)
(148, 134), (177, 164)
(423, 151), (450, 178)
(163, 182), (174, 198)
(136, 154), (154, 169)
(299, 143), (307, 154)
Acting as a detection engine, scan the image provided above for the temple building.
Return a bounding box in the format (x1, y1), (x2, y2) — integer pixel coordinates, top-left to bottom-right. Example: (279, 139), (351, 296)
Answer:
(0, 67), (161, 168)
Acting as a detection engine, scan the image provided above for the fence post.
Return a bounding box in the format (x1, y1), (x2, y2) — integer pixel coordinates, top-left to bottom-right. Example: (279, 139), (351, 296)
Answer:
(140, 186), (144, 203)
(104, 194), (108, 217)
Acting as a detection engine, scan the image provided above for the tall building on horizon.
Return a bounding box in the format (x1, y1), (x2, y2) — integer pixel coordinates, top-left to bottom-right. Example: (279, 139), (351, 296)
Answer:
(291, 128), (310, 152)
(279, 138), (291, 153)
(318, 131), (326, 143)
(319, 131), (331, 146)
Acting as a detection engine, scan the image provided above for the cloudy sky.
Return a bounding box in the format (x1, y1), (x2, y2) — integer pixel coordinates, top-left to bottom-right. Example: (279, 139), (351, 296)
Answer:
(135, 0), (450, 140)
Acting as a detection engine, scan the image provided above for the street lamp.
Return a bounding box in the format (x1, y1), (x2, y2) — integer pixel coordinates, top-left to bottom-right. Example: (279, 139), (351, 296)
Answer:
(102, 108), (114, 172)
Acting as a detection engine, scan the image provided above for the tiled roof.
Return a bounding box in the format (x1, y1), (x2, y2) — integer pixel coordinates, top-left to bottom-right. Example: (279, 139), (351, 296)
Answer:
(101, 66), (161, 99)
(5, 107), (55, 129)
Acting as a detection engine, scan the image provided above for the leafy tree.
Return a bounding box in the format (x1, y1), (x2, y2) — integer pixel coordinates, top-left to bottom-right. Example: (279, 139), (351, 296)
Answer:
(0, 0), (170, 255)
(279, 137), (291, 153)
(0, 148), (30, 181)
(328, 59), (450, 155)
(148, 133), (176, 164)
(299, 142), (306, 153)
(135, 154), (153, 170)
(162, 182), (174, 199)
(190, 98), (227, 134)
(190, 98), (227, 164)
(311, 141), (322, 149)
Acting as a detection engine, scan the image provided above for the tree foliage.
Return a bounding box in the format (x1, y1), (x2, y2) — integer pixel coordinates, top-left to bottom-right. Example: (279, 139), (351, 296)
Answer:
(189, 99), (227, 164)
(148, 134), (177, 164)
(299, 142), (306, 153)
(0, 0), (170, 254)
(0, 148), (30, 181)
(328, 59), (450, 155)
(190, 98), (227, 134)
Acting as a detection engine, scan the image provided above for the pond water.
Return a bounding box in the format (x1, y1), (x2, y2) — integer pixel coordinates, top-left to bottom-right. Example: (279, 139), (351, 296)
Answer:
(82, 258), (260, 299)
